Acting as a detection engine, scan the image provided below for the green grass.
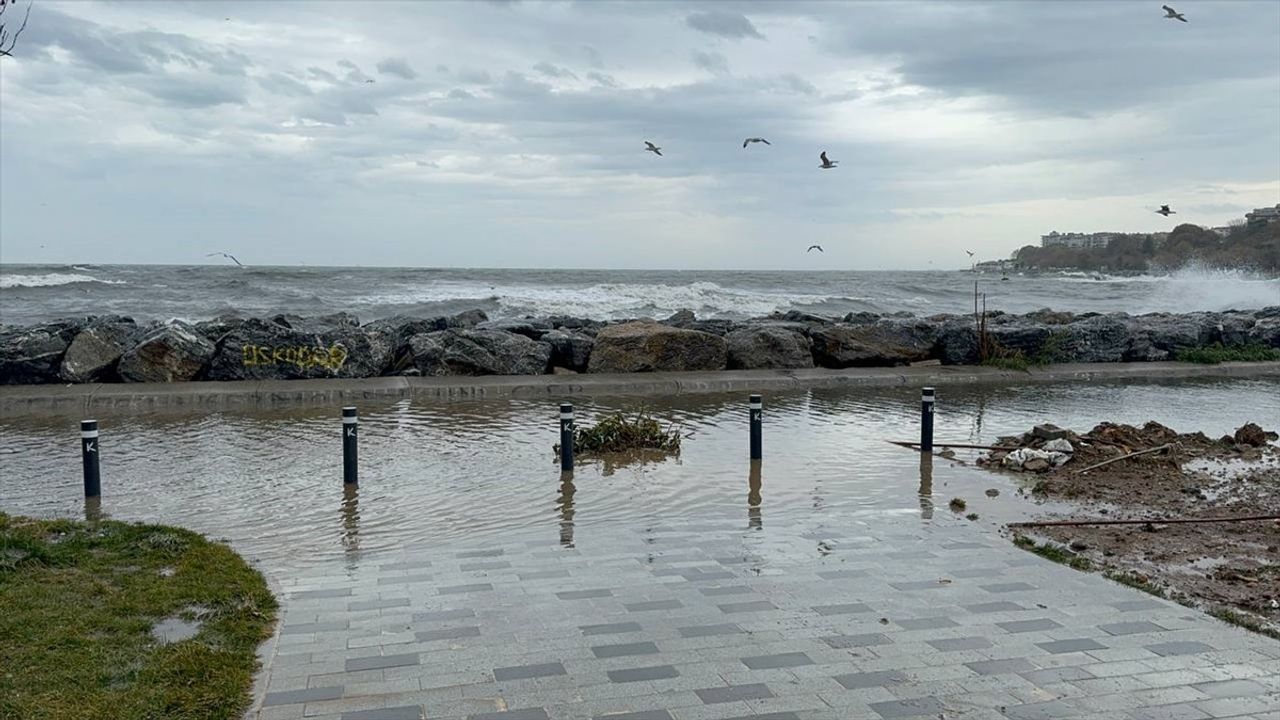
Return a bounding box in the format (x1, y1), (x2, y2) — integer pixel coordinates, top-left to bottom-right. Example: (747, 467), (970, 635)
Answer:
(1209, 608), (1280, 642)
(0, 513), (277, 720)
(1103, 569), (1167, 597)
(1012, 536), (1094, 571)
(980, 354), (1031, 371)
(1175, 342), (1280, 364)
(948, 497), (967, 512)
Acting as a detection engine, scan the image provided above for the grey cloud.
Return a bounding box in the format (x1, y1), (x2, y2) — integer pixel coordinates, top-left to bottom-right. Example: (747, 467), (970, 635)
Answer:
(777, 73), (817, 95)
(135, 73), (249, 108)
(455, 67), (493, 84)
(298, 87), (380, 126)
(533, 61), (578, 79)
(691, 49), (729, 75)
(580, 44), (604, 69)
(259, 73), (314, 97)
(586, 71), (617, 88)
(494, 71), (551, 99)
(686, 10), (763, 40)
(448, 88), (474, 99)
(436, 64), (450, 73)
(377, 57), (418, 79)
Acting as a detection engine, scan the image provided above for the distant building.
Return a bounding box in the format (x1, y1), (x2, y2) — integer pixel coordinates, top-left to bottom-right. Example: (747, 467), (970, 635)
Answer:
(1040, 231), (1115, 249)
(1245, 204), (1280, 228)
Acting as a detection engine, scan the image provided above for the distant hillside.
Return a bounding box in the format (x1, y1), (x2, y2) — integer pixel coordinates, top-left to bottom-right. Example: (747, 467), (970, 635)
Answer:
(1014, 222), (1280, 273)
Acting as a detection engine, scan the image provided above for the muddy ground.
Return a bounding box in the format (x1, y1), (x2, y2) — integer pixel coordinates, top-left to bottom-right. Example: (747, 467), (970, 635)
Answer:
(980, 421), (1280, 636)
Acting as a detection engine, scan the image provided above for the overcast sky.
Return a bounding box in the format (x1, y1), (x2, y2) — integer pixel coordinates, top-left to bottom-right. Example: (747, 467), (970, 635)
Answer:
(1, 0), (1278, 269)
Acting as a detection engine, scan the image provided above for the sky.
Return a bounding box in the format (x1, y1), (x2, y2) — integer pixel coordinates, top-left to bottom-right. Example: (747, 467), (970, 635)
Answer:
(1, 0), (1278, 270)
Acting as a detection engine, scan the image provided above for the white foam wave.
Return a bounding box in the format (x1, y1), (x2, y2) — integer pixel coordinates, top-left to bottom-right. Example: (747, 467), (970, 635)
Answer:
(1129, 266), (1280, 313)
(0, 273), (127, 289)
(352, 280), (841, 320)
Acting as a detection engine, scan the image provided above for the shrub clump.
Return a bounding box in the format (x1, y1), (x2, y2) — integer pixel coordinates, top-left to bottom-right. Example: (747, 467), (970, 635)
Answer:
(1174, 343), (1280, 364)
(555, 412), (682, 458)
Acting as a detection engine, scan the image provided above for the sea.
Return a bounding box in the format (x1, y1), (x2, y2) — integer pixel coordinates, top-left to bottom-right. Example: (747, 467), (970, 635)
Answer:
(1, 263), (1278, 327)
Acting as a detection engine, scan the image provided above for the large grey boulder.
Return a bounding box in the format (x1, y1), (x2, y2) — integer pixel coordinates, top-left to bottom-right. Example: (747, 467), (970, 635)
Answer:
(0, 319), (83, 384)
(60, 317), (140, 383)
(1248, 312), (1280, 348)
(476, 317), (552, 339)
(270, 312), (361, 333)
(204, 318), (393, 380)
(1126, 313), (1204, 360)
(1057, 315), (1130, 363)
(587, 321), (727, 373)
(193, 313), (249, 344)
(397, 329), (552, 376)
(118, 321), (215, 383)
(810, 321), (937, 368)
(544, 329), (593, 372)
(725, 327), (813, 369)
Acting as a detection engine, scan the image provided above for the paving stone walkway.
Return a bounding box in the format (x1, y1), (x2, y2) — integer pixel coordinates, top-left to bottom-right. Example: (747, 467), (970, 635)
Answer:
(252, 515), (1280, 720)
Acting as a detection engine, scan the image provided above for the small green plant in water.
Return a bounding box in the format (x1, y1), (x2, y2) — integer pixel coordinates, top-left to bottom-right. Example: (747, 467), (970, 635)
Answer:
(555, 412), (681, 458)
(948, 498), (967, 512)
(1013, 536), (1093, 571)
(1175, 343), (1280, 365)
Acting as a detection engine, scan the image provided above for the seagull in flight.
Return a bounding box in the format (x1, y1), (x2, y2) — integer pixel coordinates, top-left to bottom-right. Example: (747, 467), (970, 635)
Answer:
(364, 79), (376, 84)
(1162, 4), (1187, 22)
(819, 151), (838, 169)
(1156, 204), (1176, 216)
(644, 141), (662, 156)
(743, 137), (771, 148)
(807, 245), (824, 253)
(965, 250), (975, 258)
(206, 252), (244, 267)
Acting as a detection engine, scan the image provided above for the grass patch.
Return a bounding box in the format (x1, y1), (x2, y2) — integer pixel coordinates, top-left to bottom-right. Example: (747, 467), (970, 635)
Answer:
(1209, 608), (1280, 642)
(0, 513), (277, 720)
(980, 352), (1031, 371)
(1103, 569), (1167, 598)
(1012, 535), (1094, 571)
(948, 498), (967, 512)
(1175, 342), (1280, 364)
(555, 412), (682, 458)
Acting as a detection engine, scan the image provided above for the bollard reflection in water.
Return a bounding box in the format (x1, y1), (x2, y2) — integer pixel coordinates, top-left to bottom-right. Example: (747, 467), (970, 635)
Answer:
(84, 495), (102, 523)
(748, 460), (762, 530)
(557, 473), (576, 548)
(340, 483), (360, 559)
(918, 452), (934, 520)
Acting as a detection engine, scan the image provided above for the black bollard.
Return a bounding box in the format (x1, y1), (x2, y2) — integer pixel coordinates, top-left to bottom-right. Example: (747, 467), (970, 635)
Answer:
(749, 394), (762, 460)
(342, 407), (358, 485)
(81, 419), (100, 497)
(559, 403), (575, 473)
(920, 387), (935, 453)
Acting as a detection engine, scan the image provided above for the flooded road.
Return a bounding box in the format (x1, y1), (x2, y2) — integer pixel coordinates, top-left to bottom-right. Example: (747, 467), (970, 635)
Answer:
(1, 378), (1276, 574)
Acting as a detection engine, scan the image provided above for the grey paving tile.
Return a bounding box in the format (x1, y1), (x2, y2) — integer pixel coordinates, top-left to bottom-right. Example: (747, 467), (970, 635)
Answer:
(695, 683), (774, 704)
(290, 588), (353, 599)
(926, 636), (993, 652)
(518, 569), (571, 581)
(591, 712), (674, 720)
(678, 623), (743, 638)
(349, 597), (410, 612)
(1145, 641), (1216, 656)
(557, 588), (614, 600)
(718, 714), (799, 720)
(698, 586), (753, 596)
(468, 708), (548, 720)
(999, 700), (1081, 720)
(456, 548), (504, 558)
(811, 602), (872, 616)
(607, 665), (679, 683)
(998, 618), (1063, 634)
(375, 573), (434, 586)
(415, 625), (481, 642)
(263, 686), (344, 706)
(345, 653), (419, 672)
(581, 621), (644, 636)
(340, 707), (425, 720)
(981, 582), (1037, 593)
(741, 652), (813, 669)
(1191, 679), (1269, 698)
(1036, 638), (1108, 654)
(1020, 666), (1094, 685)
(591, 642), (660, 659)
(460, 560), (511, 572)
(282, 621), (348, 635)
(412, 608), (476, 622)
(718, 600), (777, 614)
(439, 583), (494, 595)
(888, 580), (949, 591)
(1128, 704), (1212, 720)
(624, 599), (683, 612)
(834, 670), (907, 689)
(965, 658), (1037, 676)
(378, 560), (432, 571)
(894, 616), (958, 630)
(868, 696), (945, 718)
(1097, 620), (1166, 636)
(823, 633), (893, 649)
(963, 601), (1024, 613)
(1112, 599), (1165, 612)
(493, 661), (567, 681)
(816, 569), (868, 580)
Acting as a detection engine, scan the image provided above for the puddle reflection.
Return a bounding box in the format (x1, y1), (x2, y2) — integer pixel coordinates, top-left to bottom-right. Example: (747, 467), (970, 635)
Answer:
(340, 484), (360, 561)
(918, 452), (934, 520)
(557, 474), (576, 548)
(748, 461), (762, 531)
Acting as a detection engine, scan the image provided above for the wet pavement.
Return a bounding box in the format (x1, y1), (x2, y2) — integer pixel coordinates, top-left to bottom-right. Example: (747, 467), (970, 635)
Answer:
(255, 511), (1280, 720)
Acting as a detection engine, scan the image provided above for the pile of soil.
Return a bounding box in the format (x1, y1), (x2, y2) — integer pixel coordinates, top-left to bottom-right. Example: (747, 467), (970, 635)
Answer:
(982, 421), (1280, 636)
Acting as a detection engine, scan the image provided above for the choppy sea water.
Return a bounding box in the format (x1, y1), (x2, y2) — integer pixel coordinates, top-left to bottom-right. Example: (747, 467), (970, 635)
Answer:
(1, 264), (1277, 326)
(1, 378), (1275, 574)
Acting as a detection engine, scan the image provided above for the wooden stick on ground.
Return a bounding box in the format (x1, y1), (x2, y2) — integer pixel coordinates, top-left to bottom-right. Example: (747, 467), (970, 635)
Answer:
(1073, 443), (1173, 474)
(886, 440), (1016, 451)
(1009, 515), (1280, 528)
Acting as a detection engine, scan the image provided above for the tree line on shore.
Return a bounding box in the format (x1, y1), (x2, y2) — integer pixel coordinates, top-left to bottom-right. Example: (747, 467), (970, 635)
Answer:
(1013, 221), (1280, 273)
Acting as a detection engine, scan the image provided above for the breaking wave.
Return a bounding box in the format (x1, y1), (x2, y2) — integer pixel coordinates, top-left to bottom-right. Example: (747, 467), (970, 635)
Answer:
(0, 273), (127, 289)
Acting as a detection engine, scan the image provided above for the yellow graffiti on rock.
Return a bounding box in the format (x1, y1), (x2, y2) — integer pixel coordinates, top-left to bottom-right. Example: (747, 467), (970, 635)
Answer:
(242, 343), (350, 372)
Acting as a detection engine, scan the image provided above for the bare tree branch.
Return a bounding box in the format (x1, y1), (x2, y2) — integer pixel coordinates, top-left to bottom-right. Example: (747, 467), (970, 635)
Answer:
(0, 1), (33, 58)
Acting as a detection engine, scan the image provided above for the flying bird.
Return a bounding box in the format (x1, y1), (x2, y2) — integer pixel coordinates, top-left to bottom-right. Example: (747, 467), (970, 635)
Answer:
(1162, 4), (1187, 22)
(1156, 204), (1176, 216)
(206, 252), (244, 267)
(965, 250), (975, 258)
(644, 141), (662, 156)
(743, 137), (771, 148)
(364, 79), (376, 84)
(807, 245), (824, 253)
(819, 151), (838, 169)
